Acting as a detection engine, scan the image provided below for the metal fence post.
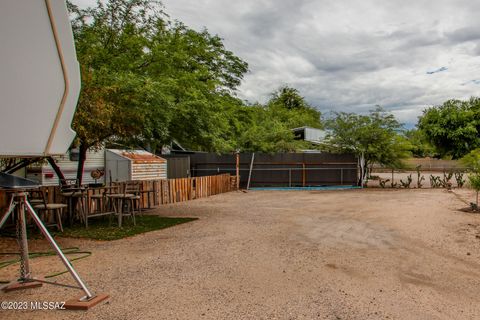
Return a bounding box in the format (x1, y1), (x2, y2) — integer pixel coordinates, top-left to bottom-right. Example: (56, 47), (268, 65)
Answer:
(289, 169), (292, 187)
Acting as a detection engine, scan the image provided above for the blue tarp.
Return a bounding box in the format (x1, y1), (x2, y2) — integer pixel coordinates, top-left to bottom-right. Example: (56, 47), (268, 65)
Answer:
(250, 185), (361, 191)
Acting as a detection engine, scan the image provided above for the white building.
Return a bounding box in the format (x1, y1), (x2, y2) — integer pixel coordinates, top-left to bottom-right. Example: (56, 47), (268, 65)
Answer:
(291, 126), (327, 144)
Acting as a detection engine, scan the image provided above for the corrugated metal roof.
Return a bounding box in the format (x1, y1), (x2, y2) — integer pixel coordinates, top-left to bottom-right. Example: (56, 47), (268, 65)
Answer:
(109, 149), (166, 164)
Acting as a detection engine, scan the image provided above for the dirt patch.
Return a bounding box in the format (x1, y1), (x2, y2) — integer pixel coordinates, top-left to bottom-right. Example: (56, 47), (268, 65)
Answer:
(1, 189), (480, 319)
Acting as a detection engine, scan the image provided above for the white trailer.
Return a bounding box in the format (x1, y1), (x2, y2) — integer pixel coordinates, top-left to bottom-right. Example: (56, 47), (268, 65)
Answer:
(26, 148), (105, 186)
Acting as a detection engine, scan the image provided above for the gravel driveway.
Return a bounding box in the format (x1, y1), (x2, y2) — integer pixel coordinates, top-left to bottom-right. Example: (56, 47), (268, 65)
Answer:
(1, 188), (480, 319)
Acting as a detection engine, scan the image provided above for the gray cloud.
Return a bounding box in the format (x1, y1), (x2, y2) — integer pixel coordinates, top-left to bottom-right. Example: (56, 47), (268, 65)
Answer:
(74, 0), (480, 126)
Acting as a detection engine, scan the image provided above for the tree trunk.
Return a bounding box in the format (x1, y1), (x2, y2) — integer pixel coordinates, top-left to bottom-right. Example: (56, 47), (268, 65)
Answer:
(76, 143), (88, 186)
(391, 168), (395, 187)
(358, 153), (366, 186)
(46, 157), (67, 185)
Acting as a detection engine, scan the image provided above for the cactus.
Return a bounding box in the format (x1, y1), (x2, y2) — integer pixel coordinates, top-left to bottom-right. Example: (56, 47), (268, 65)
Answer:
(430, 175), (442, 188)
(441, 170), (453, 188)
(455, 171), (465, 188)
(379, 178), (390, 188)
(416, 165), (425, 188)
(400, 174), (413, 188)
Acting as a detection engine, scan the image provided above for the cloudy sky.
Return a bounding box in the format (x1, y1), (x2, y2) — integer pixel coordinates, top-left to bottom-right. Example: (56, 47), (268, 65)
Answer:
(73, 0), (480, 127)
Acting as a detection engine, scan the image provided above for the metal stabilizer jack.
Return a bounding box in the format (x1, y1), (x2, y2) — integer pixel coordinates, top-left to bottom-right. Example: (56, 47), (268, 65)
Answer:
(0, 191), (109, 310)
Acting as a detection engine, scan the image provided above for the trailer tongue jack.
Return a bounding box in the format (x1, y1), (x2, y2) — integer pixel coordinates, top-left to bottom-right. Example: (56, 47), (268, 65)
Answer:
(0, 174), (109, 310)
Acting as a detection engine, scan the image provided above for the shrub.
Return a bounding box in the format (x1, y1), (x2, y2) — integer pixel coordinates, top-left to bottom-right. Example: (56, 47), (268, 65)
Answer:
(469, 173), (480, 209)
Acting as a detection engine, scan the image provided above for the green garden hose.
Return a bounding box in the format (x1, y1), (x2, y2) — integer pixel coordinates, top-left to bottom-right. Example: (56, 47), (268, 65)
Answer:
(0, 247), (91, 283)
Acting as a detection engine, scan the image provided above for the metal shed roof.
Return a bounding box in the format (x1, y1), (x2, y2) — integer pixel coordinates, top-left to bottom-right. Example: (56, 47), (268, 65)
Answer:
(107, 149), (166, 164)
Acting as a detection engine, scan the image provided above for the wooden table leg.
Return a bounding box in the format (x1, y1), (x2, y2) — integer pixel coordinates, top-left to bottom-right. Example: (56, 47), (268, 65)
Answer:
(118, 199), (123, 228)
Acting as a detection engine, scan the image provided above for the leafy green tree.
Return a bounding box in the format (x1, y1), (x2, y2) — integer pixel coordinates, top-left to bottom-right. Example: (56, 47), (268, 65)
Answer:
(418, 98), (480, 159)
(460, 148), (480, 171)
(235, 87), (322, 153)
(236, 106), (305, 153)
(460, 148), (480, 208)
(68, 0), (248, 182)
(266, 87), (322, 130)
(325, 106), (411, 186)
(269, 86), (310, 110)
(404, 129), (437, 158)
(462, 149), (480, 206)
(469, 174), (480, 208)
(68, 0), (165, 183)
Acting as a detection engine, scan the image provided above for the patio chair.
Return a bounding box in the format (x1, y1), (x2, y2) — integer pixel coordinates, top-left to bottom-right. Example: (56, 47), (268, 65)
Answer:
(30, 189), (66, 232)
(107, 181), (141, 227)
(60, 178), (87, 225)
(85, 186), (116, 228)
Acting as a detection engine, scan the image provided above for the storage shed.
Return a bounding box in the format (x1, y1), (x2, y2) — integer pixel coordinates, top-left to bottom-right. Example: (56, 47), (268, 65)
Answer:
(106, 149), (167, 182)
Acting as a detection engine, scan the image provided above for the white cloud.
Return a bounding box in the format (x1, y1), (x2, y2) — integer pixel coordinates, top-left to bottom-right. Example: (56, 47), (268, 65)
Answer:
(73, 0), (480, 125)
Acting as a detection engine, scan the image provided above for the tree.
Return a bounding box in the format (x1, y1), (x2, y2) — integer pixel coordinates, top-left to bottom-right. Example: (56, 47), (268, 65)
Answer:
(234, 87), (322, 153)
(418, 98), (480, 159)
(269, 86), (310, 110)
(325, 106), (411, 186)
(68, 0), (163, 183)
(460, 149), (480, 208)
(404, 129), (436, 158)
(68, 0), (248, 182)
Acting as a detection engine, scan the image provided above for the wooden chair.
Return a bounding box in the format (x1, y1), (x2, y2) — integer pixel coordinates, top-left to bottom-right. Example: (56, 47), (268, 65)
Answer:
(60, 178), (87, 225)
(85, 186), (116, 228)
(107, 181), (141, 227)
(125, 181), (142, 216)
(30, 190), (66, 232)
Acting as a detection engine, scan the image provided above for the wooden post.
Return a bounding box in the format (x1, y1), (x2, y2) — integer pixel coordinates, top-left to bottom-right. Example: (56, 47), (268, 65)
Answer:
(235, 151), (240, 191)
(302, 163), (306, 187)
(247, 153), (255, 190)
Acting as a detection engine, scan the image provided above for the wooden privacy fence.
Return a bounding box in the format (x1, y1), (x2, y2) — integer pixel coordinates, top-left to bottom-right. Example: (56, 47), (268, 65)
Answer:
(0, 174), (233, 213)
(134, 173), (233, 207)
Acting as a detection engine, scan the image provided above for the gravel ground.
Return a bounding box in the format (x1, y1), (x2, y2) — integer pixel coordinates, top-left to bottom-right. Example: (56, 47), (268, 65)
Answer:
(1, 188), (480, 319)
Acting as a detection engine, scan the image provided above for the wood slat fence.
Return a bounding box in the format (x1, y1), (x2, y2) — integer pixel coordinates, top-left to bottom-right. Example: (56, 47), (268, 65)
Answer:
(136, 173), (233, 207)
(0, 174), (233, 214)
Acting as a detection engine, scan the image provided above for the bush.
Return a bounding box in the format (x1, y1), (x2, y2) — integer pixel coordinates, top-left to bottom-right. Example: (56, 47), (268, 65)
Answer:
(469, 174), (480, 208)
